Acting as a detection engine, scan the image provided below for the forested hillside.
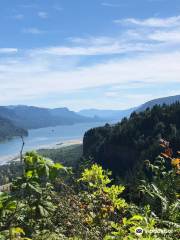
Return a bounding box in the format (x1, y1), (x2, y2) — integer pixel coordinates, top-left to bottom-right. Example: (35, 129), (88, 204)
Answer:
(0, 106), (97, 130)
(0, 116), (27, 142)
(0, 104), (179, 239)
(1, 95), (180, 142)
(138, 95), (180, 112)
(83, 103), (180, 179)
(38, 144), (83, 167)
(0, 105), (98, 141)
(79, 95), (180, 121)
(78, 108), (135, 121)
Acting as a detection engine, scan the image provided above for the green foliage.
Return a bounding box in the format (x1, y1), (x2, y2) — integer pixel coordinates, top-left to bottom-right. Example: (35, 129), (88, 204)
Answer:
(0, 141), (179, 239)
(1, 103), (180, 239)
(105, 211), (155, 240)
(0, 144), (81, 186)
(79, 164), (111, 189)
(83, 103), (180, 180)
(139, 156), (180, 225)
(38, 144), (83, 167)
(0, 152), (68, 239)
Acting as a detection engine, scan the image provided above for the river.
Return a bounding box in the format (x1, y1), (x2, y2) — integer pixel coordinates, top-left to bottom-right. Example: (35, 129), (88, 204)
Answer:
(0, 122), (105, 164)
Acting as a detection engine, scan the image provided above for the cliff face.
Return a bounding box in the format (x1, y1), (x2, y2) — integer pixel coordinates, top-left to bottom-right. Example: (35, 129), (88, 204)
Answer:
(83, 103), (180, 178)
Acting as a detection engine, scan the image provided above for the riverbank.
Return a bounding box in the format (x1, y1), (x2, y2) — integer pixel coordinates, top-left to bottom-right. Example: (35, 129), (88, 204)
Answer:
(0, 121), (104, 165)
(0, 139), (83, 166)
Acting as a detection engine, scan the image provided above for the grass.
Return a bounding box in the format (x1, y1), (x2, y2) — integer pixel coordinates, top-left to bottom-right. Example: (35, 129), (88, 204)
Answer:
(38, 144), (83, 167)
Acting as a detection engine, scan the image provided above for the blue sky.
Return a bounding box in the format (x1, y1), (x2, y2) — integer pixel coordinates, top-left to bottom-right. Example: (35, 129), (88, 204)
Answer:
(0, 0), (180, 110)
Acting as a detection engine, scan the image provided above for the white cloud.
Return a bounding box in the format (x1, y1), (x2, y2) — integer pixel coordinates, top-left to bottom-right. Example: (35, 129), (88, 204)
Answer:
(23, 28), (45, 34)
(147, 0), (166, 2)
(0, 50), (180, 106)
(0, 48), (18, 54)
(38, 11), (48, 19)
(14, 14), (24, 20)
(105, 91), (119, 97)
(1, 14), (180, 109)
(149, 29), (180, 42)
(53, 6), (63, 11)
(35, 43), (151, 56)
(112, 15), (180, 51)
(67, 36), (115, 45)
(20, 4), (38, 8)
(32, 35), (156, 56)
(115, 16), (180, 27)
(101, 2), (123, 7)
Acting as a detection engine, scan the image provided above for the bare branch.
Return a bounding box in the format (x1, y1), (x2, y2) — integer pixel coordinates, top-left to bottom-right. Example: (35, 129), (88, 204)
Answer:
(20, 135), (25, 164)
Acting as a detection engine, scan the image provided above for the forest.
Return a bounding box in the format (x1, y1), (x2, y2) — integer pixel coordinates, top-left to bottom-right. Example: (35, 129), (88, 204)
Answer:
(83, 103), (180, 181)
(0, 104), (179, 239)
(0, 117), (27, 142)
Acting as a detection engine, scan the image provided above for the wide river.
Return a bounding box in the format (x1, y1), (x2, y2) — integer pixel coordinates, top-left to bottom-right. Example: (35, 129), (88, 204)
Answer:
(0, 122), (105, 165)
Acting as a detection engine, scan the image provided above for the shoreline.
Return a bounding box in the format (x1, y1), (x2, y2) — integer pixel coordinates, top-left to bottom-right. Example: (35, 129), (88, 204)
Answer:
(0, 139), (83, 166)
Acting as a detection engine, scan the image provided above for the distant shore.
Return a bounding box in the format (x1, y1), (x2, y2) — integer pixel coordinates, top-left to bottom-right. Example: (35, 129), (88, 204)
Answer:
(0, 139), (83, 166)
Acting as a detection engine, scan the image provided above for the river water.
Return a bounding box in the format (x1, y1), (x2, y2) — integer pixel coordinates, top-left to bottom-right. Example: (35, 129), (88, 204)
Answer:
(0, 122), (105, 164)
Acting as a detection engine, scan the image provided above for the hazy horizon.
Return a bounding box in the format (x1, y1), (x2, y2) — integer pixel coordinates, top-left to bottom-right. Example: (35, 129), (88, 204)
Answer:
(1, 93), (179, 112)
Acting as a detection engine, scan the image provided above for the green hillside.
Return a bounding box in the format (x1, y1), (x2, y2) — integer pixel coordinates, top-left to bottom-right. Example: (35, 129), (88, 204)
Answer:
(0, 144), (83, 186)
(0, 116), (28, 142)
(38, 144), (83, 167)
(83, 103), (180, 179)
(138, 95), (180, 112)
(0, 103), (179, 239)
(0, 106), (98, 130)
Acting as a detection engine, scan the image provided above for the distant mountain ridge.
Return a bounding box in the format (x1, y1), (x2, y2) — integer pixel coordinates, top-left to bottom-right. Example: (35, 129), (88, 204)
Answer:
(79, 95), (180, 121)
(0, 94), (180, 141)
(137, 95), (180, 112)
(0, 105), (98, 130)
(78, 108), (136, 121)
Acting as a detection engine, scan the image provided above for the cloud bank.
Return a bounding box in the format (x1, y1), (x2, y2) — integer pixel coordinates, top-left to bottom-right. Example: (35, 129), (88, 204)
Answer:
(1, 15), (180, 109)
